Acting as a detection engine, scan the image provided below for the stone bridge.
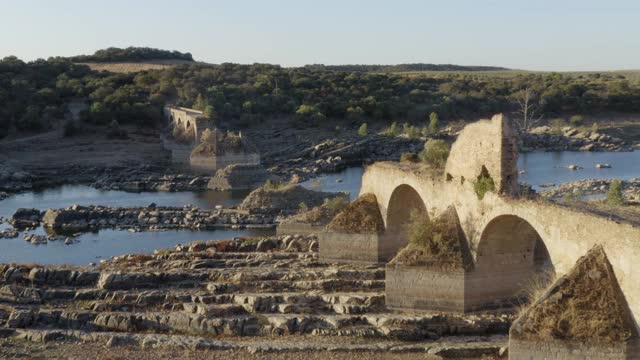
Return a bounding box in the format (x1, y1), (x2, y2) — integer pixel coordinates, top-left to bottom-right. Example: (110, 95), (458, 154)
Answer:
(321, 115), (640, 326)
(164, 106), (213, 144)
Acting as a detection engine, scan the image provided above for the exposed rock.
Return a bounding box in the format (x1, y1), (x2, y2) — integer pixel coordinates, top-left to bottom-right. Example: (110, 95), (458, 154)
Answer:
(10, 208), (42, 228)
(240, 184), (348, 215)
(540, 178), (640, 200)
(595, 163), (612, 168)
(39, 205), (275, 233)
(521, 126), (628, 152)
(207, 164), (269, 191)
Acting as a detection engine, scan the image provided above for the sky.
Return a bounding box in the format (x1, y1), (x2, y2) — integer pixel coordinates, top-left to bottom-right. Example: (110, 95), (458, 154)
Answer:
(1, 0), (639, 71)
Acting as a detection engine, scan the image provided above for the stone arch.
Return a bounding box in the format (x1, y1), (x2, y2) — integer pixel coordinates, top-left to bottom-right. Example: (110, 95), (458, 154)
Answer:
(472, 215), (555, 307)
(386, 184), (428, 232)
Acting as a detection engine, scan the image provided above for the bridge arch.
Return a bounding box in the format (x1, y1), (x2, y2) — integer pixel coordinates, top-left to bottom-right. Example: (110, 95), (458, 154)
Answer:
(471, 215), (555, 307)
(386, 184), (428, 232)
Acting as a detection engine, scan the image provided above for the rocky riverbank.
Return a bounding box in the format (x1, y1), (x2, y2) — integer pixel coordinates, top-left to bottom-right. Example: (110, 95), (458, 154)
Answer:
(539, 178), (640, 200)
(0, 235), (511, 357)
(263, 135), (427, 182)
(11, 204), (275, 234)
(522, 126), (630, 152)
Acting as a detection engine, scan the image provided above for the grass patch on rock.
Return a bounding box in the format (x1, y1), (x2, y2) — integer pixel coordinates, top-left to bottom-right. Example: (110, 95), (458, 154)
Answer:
(389, 206), (473, 271)
(326, 193), (384, 234)
(511, 245), (638, 344)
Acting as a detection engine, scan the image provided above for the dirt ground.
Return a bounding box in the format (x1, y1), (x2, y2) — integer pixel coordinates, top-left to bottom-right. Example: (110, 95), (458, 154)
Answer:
(0, 339), (497, 360)
(0, 126), (170, 172)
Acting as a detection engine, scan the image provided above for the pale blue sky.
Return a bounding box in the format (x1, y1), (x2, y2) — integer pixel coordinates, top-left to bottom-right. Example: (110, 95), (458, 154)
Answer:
(1, 0), (638, 71)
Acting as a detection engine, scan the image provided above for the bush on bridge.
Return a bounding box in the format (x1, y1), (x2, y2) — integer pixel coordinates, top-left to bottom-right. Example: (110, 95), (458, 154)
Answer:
(419, 139), (450, 168)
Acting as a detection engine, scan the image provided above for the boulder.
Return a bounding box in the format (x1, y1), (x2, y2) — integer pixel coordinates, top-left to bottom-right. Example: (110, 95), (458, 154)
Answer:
(240, 184), (348, 215)
(11, 208), (42, 228)
(207, 164), (269, 191)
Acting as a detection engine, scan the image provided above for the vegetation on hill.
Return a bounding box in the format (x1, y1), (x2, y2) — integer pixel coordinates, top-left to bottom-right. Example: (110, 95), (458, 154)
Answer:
(67, 47), (194, 63)
(307, 63), (509, 72)
(2, 48), (640, 139)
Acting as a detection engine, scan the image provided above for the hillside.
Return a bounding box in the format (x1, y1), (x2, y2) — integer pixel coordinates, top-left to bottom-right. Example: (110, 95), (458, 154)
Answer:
(308, 63), (509, 72)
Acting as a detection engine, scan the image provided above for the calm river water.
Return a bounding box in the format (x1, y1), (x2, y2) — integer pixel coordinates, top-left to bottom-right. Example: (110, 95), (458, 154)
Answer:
(1, 151), (638, 265)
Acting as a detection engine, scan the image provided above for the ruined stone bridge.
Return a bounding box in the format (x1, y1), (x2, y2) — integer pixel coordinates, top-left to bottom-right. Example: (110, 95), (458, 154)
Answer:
(321, 115), (640, 328)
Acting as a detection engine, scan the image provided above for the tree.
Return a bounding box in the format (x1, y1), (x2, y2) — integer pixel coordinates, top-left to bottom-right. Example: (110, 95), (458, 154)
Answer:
(513, 87), (543, 132)
(358, 123), (368, 136)
(606, 180), (624, 206)
(419, 139), (450, 168)
(193, 94), (207, 111)
(204, 105), (216, 120)
(429, 112), (439, 134)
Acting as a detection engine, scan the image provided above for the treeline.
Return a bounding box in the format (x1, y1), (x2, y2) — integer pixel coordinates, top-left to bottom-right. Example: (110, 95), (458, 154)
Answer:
(0, 56), (163, 138)
(67, 47), (194, 63)
(2, 52), (640, 139)
(307, 64), (509, 72)
(144, 63), (640, 128)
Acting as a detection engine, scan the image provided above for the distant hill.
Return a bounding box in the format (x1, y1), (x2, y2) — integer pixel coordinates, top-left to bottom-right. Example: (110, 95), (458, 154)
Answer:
(78, 59), (194, 73)
(305, 63), (509, 72)
(67, 46), (194, 63)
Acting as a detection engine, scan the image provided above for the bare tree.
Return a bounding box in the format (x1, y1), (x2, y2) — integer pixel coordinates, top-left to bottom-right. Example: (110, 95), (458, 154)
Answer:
(513, 87), (543, 132)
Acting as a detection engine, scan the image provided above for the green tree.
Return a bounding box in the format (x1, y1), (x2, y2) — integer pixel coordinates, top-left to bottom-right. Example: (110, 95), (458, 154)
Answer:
(204, 105), (216, 120)
(606, 180), (624, 206)
(419, 139), (450, 168)
(358, 123), (368, 136)
(193, 94), (207, 111)
(429, 112), (439, 134)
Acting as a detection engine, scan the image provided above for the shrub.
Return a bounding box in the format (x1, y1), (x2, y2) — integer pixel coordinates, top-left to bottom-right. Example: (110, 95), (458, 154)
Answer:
(323, 197), (349, 213)
(199, 128), (216, 144)
(569, 115), (584, 126)
(562, 190), (581, 202)
(358, 123), (368, 136)
(404, 124), (421, 139)
(400, 152), (419, 163)
(264, 179), (284, 191)
(408, 209), (433, 248)
(473, 170), (496, 200)
(549, 118), (567, 135)
(383, 121), (399, 137)
(419, 139), (450, 168)
(606, 180), (624, 206)
(299, 202), (308, 212)
(429, 112), (439, 134)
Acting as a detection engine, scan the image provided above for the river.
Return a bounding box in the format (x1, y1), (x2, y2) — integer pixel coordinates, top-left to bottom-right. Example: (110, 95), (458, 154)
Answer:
(1, 151), (638, 265)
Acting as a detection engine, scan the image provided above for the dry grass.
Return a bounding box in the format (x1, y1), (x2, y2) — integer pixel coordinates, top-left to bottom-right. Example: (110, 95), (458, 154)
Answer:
(78, 60), (193, 73)
(326, 193), (384, 234)
(512, 246), (637, 344)
(390, 206), (473, 271)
